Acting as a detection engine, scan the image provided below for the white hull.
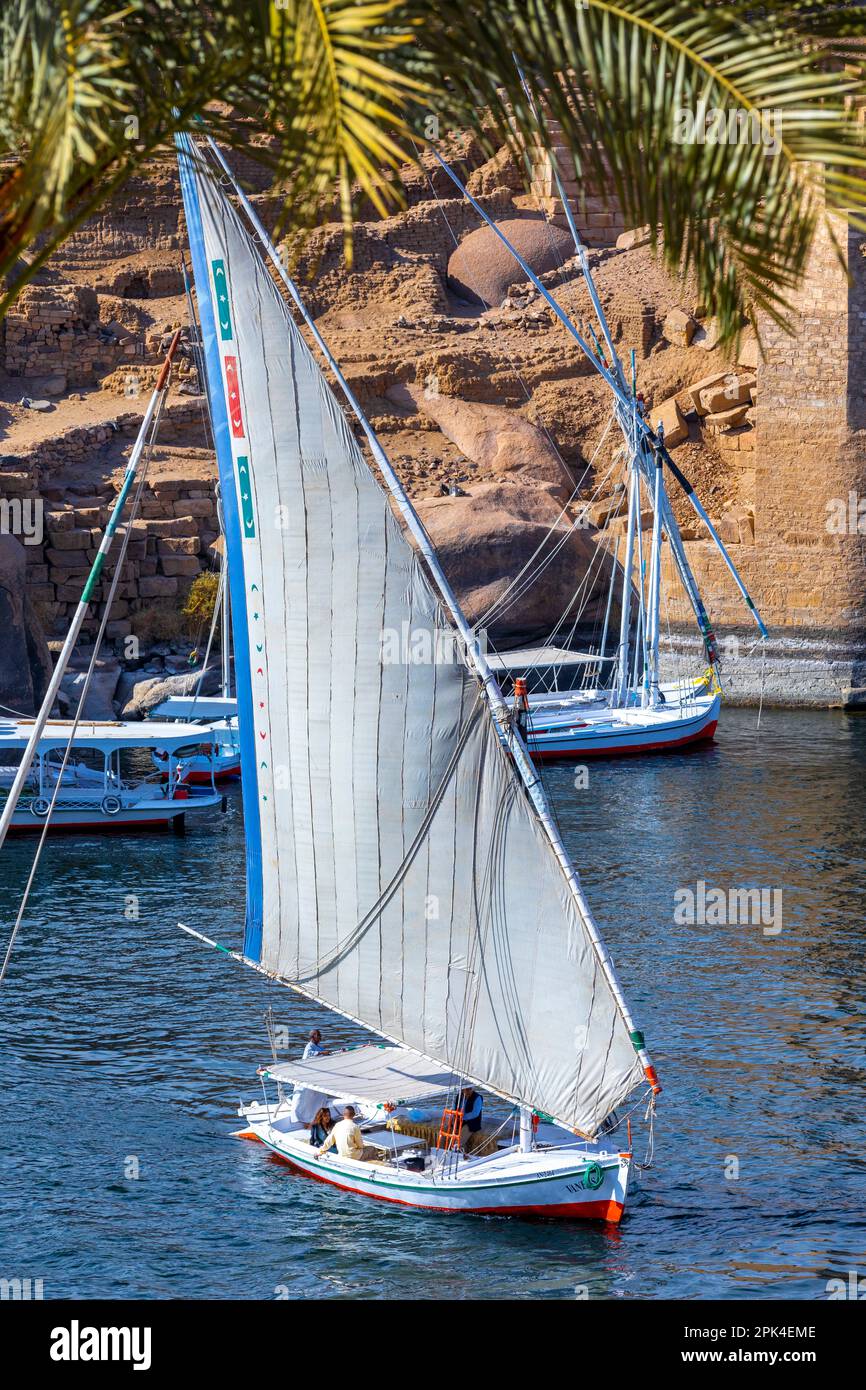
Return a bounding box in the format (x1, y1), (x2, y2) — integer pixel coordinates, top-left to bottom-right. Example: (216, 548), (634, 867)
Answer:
(525, 687), (720, 760)
(5, 788), (220, 833)
(237, 1105), (632, 1222)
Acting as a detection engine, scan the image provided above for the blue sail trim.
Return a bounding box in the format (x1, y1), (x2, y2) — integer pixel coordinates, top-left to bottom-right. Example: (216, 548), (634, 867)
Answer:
(175, 133), (264, 957)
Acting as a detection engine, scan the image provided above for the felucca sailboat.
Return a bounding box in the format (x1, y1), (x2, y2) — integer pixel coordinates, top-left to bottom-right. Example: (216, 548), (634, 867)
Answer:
(430, 151), (767, 763)
(175, 134), (659, 1221)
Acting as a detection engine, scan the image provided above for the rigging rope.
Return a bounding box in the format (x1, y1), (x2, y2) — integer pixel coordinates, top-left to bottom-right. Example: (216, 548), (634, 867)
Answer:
(0, 393), (166, 988)
(479, 419), (620, 630)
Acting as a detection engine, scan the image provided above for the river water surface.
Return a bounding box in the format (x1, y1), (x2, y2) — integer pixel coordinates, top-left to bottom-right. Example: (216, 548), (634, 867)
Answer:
(0, 707), (863, 1299)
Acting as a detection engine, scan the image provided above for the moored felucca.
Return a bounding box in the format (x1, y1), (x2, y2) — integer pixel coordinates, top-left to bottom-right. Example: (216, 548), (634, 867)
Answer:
(175, 133), (660, 1220)
(430, 150), (765, 763)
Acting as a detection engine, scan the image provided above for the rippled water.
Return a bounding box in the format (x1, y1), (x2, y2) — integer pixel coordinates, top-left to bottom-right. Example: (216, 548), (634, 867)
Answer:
(0, 707), (863, 1300)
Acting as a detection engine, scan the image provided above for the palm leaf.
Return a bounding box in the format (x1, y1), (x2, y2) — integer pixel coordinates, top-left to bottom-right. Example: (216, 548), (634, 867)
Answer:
(2, 0), (866, 344)
(412, 1), (866, 346)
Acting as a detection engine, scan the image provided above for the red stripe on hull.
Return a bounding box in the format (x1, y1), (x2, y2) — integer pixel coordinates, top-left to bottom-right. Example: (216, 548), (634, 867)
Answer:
(181, 766), (241, 785)
(265, 1150), (624, 1223)
(7, 816), (176, 836)
(530, 719), (717, 762)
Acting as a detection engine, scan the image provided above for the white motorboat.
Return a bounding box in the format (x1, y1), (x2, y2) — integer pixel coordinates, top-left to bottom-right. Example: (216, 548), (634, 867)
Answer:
(0, 718), (222, 833)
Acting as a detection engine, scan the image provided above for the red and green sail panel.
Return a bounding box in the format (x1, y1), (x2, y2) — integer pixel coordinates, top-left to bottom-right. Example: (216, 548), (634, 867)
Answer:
(225, 356), (245, 437)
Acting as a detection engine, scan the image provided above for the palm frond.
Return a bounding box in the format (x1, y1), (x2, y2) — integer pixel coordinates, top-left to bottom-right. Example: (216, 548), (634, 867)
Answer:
(3, 0), (866, 343)
(266, 0), (429, 256)
(412, 0), (866, 347)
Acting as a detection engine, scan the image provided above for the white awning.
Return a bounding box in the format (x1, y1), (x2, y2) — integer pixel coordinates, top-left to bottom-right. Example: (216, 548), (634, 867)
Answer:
(150, 696), (238, 721)
(0, 719), (223, 752)
(263, 1044), (460, 1104)
(487, 646), (615, 671)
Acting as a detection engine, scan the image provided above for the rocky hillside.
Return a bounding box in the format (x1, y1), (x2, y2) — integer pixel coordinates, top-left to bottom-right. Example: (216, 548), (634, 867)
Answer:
(0, 136), (757, 714)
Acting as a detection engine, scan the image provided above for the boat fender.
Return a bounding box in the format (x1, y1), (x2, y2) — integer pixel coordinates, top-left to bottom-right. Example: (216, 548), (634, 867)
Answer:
(101, 795), (122, 816)
(31, 797), (51, 817)
(582, 1161), (604, 1190)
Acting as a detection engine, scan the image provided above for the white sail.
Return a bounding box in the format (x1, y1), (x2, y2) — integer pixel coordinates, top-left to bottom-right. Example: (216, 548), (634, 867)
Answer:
(178, 142), (645, 1135)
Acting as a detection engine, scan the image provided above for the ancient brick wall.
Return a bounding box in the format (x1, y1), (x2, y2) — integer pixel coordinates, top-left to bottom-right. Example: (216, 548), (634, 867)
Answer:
(2, 402), (217, 640)
(663, 199), (866, 641)
(530, 128), (626, 247)
(3, 286), (122, 386)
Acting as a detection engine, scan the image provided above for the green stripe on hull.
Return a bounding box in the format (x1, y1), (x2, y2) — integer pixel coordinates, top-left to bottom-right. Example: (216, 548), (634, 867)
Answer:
(267, 1138), (619, 1197)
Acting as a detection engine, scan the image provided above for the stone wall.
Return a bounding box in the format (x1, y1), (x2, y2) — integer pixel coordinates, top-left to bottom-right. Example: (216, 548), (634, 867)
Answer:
(530, 127), (626, 247)
(3, 285), (123, 386)
(1, 401), (217, 641)
(24, 471), (218, 643)
(667, 197), (866, 673)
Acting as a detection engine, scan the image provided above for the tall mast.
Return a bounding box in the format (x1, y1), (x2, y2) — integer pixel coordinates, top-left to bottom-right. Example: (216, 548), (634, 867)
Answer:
(201, 136), (661, 1100)
(215, 487), (231, 699)
(221, 567), (231, 699)
(614, 466), (638, 707)
(597, 535), (619, 690)
(645, 451), (665, 707)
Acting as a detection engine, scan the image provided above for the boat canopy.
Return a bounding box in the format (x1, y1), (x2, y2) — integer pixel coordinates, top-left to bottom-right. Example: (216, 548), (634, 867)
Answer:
(0, 719), (221, 752)
(263, 1044), (460, 1105)
(487, 646), (616, 671)
(150, 696), (238, 721)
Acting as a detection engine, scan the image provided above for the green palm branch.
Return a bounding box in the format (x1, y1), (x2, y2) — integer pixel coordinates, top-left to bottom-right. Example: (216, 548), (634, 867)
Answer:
(415, 0), (866, 345)
(1, 0), (866, 347)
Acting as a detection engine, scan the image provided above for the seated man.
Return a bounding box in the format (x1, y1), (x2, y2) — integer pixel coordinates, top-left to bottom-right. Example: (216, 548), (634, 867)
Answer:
(315, 1105), (377, 1163)
(458, 1087), (483, 1150)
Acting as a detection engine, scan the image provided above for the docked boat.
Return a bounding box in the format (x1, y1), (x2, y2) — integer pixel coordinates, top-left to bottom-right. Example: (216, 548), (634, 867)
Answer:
(0, 718), (221, 833)
(150, 696), (240, 784)
(430, 157), (767, 763)
(487, 650), (720, 757)
(522, 687), (720, 759)
(174, 134), (661, 1222)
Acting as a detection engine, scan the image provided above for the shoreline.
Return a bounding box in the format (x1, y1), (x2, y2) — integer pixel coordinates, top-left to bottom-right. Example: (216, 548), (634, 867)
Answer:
(659, 631), (866, 709)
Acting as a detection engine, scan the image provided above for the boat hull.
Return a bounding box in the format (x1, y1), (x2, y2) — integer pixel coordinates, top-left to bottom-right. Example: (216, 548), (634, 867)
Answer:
(242, 1120), (630, 1222)
(181, 760), (241, 785)
(5, 791), (220, 834)
(527, 693), (720, 761)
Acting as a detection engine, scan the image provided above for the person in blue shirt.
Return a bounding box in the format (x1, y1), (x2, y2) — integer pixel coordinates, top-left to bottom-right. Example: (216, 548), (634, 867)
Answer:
(309, 1105), (334, 1148)
(458, 1087), (483, 1142)
(302, 1029), (326, 1060)
(289, 1029), (329, 1123)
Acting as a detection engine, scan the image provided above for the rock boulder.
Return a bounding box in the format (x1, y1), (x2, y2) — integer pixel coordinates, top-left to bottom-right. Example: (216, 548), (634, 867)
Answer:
(0, 534), (53, 716)
(118, 665), (222, 719)
(662, 307), (697, 348)
(415, 480), (620, 646)
(446, 217), (574, 307)
(58, 665), (121, 720)
(388, 383), (571, 493)
(651, 396), (689, 447)
(616, 226), (651, 251)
